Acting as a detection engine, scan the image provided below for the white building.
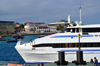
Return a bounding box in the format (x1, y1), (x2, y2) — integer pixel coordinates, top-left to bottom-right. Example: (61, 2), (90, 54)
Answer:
(36, 26), (50, 33)
(48, 15), (71, 28)
(24, 22), (35, 32)
(48, 25), (57, 32)
(24, 22), (57, 33)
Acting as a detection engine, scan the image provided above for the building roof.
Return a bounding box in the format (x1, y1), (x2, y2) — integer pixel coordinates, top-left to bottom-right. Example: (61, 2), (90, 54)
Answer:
(15, 22), (20, 24)
(49, 22), (69, 24)
(48, 24), (57, 26)
(34, 22), (45, 24)
(39, 26), (48, 28)
(25, 22), (34, 24)
(25, 22), (45, 24)
(60, 20), (68, 22)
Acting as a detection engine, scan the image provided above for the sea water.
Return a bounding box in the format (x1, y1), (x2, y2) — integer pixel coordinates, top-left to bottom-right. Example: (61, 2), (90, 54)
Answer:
(0, 35), (44, 64)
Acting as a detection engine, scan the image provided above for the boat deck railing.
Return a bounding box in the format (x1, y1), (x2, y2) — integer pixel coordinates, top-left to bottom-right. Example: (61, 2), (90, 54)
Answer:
(20, 41), (29, 45)
(20, 40), (32, 46)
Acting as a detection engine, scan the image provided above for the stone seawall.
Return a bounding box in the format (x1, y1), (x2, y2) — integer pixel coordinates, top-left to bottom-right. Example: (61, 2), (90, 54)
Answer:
(1, 32), (56, 37)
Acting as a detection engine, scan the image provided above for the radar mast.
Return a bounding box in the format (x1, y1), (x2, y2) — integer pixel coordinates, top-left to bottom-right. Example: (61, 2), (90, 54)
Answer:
(79, 0), (82, 24)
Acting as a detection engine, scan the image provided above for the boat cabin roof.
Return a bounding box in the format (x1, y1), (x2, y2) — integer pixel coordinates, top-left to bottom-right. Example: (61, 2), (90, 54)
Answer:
(67, 24), (100, 28)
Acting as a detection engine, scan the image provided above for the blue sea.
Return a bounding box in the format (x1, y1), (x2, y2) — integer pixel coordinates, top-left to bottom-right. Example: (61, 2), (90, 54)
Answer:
(0, 35), (46, 64)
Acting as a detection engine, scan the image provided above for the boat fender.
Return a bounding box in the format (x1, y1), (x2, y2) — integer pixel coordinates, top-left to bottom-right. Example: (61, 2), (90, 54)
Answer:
(5, 41), (7, 43)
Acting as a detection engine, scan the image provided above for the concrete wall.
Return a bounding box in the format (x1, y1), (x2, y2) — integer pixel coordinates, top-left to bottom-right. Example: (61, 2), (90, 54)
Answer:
(0, 21), (15, 34)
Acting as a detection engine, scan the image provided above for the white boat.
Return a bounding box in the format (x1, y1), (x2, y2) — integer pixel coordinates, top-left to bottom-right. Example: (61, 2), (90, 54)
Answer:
(15, 6), (100, 64)
(15, 24), (100, 64)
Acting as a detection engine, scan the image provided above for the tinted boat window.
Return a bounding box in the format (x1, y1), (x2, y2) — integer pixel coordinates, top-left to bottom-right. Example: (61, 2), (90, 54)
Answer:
(83, 28), (100, 32)
(77, 28), (79, 32)
(33, 43), (100, 48)
(60, 29), (70, 33)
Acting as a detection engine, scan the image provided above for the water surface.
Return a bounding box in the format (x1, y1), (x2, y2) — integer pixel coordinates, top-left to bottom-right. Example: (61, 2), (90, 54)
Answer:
(0, 35), (42, 64)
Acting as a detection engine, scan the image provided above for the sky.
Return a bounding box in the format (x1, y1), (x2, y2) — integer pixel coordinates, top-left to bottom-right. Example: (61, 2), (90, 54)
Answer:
(0, 0), (100, 25)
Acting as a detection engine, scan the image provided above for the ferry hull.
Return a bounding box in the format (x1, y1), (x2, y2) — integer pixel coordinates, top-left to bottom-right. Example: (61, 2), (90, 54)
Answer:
(15, 33), (100, 63)
(15, 45), (100, 63)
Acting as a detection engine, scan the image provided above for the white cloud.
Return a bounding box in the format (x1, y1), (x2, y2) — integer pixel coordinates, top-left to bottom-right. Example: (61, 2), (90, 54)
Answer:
(0, 0), (100, 24)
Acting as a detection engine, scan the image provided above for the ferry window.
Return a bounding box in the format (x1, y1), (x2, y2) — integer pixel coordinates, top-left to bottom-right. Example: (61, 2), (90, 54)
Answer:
(77, 28), (79, 32)
(81, 43), (87, 47)
(87, 43), (92, 47)
(52, 44), (65, 48)
(60, 29), (70, 33)
(33, 43), (100, 48)
(93, 43), (98, 47)
(77, 43), (79, 47)
(75, 43), (77, 47)
(73, 43), (75, 47)
(65, 43), (69, 48)
(33, 44), (52, 47)
(69, 43), (73, 47)
(83, 28), (100, 32)
(97, 43), (100, 47)
(72, 28), (75, 32)
(53, 44), (57, 48)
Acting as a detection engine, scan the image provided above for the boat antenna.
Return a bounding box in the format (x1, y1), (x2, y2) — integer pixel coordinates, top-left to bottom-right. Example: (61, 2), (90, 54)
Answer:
(79, 0), (82, 24)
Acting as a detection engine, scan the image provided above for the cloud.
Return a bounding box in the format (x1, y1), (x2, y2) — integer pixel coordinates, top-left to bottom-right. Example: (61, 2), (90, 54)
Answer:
(0, 0), (100, 24)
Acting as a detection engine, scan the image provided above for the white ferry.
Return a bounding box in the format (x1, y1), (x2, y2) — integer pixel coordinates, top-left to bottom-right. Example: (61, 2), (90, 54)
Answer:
(15, 23), (100, 64)
(15, 6), (100, 64)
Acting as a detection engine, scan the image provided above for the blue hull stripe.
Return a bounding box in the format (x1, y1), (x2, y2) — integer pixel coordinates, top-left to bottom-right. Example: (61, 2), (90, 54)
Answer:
(26, 62), (100, 64)
(51, 35), (93, 38)
(26, 62), (49, 64)
(57, 49), (100, 52)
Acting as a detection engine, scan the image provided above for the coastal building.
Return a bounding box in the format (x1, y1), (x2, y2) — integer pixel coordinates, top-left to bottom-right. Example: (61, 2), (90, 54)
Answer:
(24, 22), (34, 32)
(48, 25), (57, 32)
(15, 22), (20, 27)
(24, 22), (47, 33)
(24, 22), (57, 33)
(37, 26), (50, 33)
(48, 15), (71, 28)
(33, 23), (48, 33)
(49, 15), (83, 28)
(48, 21), (68, 27)
(0, 21), (15, 34)
(24, 15), (83, 33)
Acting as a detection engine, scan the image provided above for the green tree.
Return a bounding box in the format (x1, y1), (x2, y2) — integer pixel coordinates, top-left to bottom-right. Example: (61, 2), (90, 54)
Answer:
(71, 22), (76, 26)
(57, 25), (64, 31)
(19, 24), (24, 28)
(33, 27), (36, 33)
(73, 22), (76, 26)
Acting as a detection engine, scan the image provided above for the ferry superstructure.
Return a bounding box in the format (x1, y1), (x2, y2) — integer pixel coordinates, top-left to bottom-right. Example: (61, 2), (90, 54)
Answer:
(15, 24), (100, 64)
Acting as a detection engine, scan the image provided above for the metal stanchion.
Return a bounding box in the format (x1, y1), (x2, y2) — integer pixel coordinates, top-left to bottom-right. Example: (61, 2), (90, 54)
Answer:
(72, 34), (86, 65)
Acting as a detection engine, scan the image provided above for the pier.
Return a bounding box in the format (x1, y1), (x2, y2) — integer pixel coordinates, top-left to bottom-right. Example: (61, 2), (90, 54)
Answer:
(1, 32), (56, 37)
